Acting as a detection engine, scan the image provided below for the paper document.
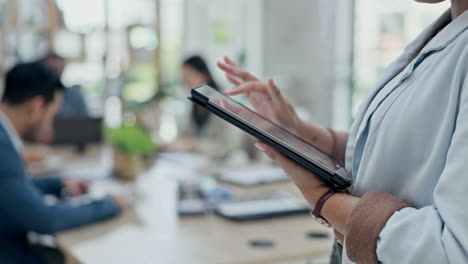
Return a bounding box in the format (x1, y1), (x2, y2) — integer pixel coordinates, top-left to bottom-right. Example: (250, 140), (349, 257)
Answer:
(218, 164), (288, 186)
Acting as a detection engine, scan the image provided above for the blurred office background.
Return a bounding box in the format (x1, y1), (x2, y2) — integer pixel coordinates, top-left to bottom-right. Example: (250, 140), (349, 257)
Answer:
(0, 0), (450, 132)
(0, 0), (450, 263)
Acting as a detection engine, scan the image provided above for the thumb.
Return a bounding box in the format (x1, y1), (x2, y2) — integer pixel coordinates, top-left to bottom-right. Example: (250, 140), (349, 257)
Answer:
(255, 142), (288, 166)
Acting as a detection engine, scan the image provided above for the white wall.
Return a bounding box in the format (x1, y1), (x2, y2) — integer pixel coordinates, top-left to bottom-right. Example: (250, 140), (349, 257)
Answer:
(183, 0), (353, 128)
(262, 0), (330, 126)
(332, 0), (355, 130)
(183, 0), (264, 90)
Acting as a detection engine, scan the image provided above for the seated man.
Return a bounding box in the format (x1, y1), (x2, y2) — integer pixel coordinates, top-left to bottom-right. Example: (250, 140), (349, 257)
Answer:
(42, 53), (89, 117)
(0, 62), (125, 264)
(30, 53), (90, 145)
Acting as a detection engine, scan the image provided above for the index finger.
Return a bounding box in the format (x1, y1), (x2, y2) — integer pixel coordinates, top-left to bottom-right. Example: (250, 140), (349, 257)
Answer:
(224, 56), (238, 67)
(225, 81), (270, 96)
(226, 73), (242, 86)
(217, 61), (257, 82)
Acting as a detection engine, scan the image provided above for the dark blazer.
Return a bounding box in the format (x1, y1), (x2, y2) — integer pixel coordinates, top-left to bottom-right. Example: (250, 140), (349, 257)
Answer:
(0, 123), (119, 264)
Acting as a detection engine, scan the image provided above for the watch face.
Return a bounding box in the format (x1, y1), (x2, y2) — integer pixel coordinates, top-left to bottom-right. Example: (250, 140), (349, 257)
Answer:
(312, 214), (332, 228)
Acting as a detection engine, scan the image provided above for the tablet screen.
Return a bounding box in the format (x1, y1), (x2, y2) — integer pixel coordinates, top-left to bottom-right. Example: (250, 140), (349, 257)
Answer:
(194, 85), (343, 173)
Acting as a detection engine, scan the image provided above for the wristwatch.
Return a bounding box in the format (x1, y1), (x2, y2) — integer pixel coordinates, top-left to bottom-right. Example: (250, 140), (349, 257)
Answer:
(311, 189), (337, 228)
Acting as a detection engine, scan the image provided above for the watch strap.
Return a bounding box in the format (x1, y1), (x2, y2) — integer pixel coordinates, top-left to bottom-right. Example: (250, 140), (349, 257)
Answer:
(312, 189), (337, 227)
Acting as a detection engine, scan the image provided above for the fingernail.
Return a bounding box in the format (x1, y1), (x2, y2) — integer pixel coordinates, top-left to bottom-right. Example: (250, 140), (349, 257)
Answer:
(255, 143), (267, 152)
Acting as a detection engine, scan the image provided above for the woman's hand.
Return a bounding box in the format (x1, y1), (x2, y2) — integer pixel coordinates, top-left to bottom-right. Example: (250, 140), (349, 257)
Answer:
(217, 57), (303, 134)
(256, 140), (360, 235)
(218, 56), (343, 159)
(254, 141), (330, 207)
(217, 56), (259, 85)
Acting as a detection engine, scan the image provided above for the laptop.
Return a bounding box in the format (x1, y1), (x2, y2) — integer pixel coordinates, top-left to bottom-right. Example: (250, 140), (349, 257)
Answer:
(53, 116), (103, 146)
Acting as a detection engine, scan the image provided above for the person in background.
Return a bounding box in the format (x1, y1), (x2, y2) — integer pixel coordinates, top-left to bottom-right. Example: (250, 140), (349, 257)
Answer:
(169, 55), (240, 158)
(30, 53), (89, 145)
(218, 1), (467, 263)
(0, 62), (126, 264)
(182, 56), (221, 137)
(42, 53), (89, 117)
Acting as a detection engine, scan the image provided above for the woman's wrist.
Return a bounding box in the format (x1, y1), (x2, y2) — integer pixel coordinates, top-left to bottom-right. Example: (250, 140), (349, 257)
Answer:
(294, 121), (318, 143)
(295, 122), (334, 155)
(310, 186), (333, 207)
(298, 184), (332, 209)
(290, 119), (306, 138)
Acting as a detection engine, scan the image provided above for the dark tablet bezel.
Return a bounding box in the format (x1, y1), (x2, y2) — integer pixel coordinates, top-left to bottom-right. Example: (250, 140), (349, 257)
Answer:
(188, 84), (352, 190)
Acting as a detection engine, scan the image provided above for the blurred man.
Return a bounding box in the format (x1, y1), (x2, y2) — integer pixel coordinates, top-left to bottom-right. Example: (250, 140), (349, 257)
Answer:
(42, 53), (89, 117)
(31, 53), (89, 144)
(0, 62), (125, 264)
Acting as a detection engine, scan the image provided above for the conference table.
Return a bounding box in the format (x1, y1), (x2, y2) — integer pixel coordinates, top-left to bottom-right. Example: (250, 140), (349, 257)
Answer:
(32, 145), (334, 264)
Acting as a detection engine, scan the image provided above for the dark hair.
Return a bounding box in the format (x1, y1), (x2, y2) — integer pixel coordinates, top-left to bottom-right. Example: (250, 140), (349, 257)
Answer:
(183, 56), (220, 91)
(183, 56), (221, 133)
(2, 62), (64, 105)
(41, 52), (65, 63)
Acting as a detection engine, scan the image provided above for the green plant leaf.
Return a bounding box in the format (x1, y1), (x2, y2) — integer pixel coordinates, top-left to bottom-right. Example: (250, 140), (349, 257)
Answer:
(105, 124), (157, 156)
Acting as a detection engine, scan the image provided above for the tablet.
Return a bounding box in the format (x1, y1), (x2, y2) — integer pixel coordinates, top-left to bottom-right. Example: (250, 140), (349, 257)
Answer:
(188, 84), (352, 190)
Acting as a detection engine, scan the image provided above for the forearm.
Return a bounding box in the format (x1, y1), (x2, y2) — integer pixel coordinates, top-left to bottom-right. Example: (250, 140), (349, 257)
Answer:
(296, 122), (348, 162)
(320, 192), (359, 234)
(329, 130), (349, 163)
(44, 198), (120, 233)
(297, 185), (359, 234)
(300, 186), (409, 236)
(298, 184), (414, 263)
(0, 179), (120, 234)
(255, 136), (416, 262)
(32, 177), (63, 196)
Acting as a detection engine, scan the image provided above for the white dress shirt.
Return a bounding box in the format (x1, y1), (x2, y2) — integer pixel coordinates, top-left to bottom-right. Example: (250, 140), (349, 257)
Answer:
(0, 111), (23, 154)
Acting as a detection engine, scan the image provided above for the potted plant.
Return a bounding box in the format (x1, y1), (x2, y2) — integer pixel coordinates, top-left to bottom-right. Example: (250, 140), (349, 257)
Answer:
(105, 124), (157, 180)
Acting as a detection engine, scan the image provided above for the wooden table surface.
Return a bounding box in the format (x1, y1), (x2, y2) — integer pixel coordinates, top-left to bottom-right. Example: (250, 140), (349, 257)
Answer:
(39, 146), (333, 264)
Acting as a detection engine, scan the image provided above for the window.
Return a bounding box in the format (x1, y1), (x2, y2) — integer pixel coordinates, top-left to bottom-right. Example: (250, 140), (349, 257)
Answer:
(56, 0), (182, 114)
(352, 1), (450, 115)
